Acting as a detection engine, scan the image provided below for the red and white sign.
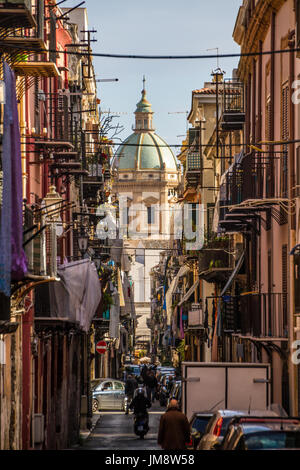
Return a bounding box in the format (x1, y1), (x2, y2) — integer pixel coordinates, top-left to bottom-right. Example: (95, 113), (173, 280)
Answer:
(96, 340), (107, 354)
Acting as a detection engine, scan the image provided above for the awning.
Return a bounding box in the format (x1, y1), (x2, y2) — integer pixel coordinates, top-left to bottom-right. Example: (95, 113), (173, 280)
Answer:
(49, 259), (101, 332)
(220, 251), (245, 296)
(166, 264), (190, 324)
(178, 279), (200, 306)
(117, 268), (125, 307)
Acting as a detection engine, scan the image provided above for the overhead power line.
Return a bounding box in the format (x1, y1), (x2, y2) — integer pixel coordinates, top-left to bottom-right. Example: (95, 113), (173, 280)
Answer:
(0, 43), (299, 60)
(46, 46), (300, 60)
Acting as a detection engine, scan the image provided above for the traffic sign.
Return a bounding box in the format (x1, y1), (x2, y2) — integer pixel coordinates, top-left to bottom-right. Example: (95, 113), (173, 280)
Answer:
(96, 340), (107, 354)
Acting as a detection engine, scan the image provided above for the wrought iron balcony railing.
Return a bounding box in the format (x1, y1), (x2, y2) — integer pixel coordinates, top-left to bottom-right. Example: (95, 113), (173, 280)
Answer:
(240, 292), (288, 339)
(221, 151), (283, 207)
(0, 0), (36, 30)
(222, 292), (288, 339)
(221, 79), (245, 131)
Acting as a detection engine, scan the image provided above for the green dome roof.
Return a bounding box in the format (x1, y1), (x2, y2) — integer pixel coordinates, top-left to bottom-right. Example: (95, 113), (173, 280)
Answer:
(113, 79), (178, 172)
(113, 131), (178, 171)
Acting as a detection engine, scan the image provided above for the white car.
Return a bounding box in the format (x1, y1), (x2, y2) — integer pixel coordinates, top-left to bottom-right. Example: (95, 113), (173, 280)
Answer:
(92, 378), (127, 412)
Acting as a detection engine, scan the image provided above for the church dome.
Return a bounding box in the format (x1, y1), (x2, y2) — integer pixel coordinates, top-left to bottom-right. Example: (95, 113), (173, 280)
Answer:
(114, 131), (177, 170)
(112, 79), (178, 171)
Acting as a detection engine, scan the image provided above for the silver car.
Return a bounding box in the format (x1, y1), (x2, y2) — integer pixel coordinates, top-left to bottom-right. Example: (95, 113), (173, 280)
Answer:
(197, 409), (280, 450)
(92, 378), (127, 412)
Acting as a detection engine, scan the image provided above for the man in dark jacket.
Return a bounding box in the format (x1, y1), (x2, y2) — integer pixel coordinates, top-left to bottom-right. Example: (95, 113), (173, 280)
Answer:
(144, 370), (158, 402)
(124, 374), (138, 414)
(157, 399), (190, 450)
(129, 387), (152, 414)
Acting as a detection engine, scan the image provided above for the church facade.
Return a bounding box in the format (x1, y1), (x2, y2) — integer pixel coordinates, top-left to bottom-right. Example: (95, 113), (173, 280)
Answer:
(112, 80), (181, 350)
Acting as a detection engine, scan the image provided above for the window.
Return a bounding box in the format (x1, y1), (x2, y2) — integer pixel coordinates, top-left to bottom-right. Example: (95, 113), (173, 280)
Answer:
(114, 382), (124, 390)
(102, 381), (113, 390)
(282, 244), (288, 329)
(122, 206), (130, 226)
(147, 206), (155, 224)
(296, 0), (300, 52)
(281, 84), (289, 198)
(294, 254), (300, 313)
(265, 96), (272, 141)
(296, 147), (300, 197)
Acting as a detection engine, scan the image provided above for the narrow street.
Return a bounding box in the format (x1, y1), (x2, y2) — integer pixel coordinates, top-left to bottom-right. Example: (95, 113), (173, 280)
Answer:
(80, 402), (164, 450)
(3, 0), (300, 454)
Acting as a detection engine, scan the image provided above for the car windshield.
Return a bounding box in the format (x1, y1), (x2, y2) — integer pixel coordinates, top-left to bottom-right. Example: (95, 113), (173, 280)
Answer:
(192, 417), (212, 434)
(245, 431), (300, 450)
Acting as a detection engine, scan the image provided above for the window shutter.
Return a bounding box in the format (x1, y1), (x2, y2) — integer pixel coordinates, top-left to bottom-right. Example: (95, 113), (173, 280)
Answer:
(282, 244), (288, 334)
(49, 11), (57, 63)
(296, 0), (300, 52)
(296, 146), (300, 197)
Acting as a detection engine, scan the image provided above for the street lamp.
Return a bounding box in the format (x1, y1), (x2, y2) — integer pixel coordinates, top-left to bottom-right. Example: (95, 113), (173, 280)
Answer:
(78, 231), (89, 257)
(43, 185), (63, 221)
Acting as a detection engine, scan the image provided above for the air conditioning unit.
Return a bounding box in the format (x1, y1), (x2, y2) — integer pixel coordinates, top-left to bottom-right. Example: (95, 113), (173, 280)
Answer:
(34, 414), (44, 444)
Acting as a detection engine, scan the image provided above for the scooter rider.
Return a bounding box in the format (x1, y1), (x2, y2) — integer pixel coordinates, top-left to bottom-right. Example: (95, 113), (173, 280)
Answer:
(129, 387), (151, 422)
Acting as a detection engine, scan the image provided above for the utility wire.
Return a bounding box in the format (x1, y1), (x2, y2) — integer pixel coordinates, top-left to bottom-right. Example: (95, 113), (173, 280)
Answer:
(0, 43), (299, 60)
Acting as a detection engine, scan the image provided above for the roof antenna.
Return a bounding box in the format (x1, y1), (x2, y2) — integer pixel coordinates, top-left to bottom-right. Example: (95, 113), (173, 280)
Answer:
(248, 396), (252, 415)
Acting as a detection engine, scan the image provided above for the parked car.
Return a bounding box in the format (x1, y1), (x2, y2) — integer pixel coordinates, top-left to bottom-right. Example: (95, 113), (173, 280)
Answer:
(124, 364), (141, 379)
(221, 416), (300, 450)
(92, 378), (127, 412)
(158, 366), (175, 376)
(187, 412), (214, 450)
(197, 409), (279, 450)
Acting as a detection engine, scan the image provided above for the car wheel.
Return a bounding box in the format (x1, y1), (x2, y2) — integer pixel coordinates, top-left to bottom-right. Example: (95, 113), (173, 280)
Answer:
(92, 399), (99, 413)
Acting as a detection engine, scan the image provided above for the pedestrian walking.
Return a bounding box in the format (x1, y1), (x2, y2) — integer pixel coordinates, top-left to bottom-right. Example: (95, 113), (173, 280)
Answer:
(157, 399), (190, 450)
(144, 370), (158, 403)
(141, 364), (148, 382)
(124, 374), (138, 414)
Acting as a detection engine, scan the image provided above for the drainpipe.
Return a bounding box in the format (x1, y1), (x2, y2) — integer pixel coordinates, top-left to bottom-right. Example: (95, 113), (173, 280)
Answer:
(258, 40), (262, 296)
(288, 30), (296, 415)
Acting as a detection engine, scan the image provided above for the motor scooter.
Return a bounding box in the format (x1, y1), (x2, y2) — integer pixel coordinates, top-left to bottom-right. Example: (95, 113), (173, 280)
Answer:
(133, 411), (149, 439)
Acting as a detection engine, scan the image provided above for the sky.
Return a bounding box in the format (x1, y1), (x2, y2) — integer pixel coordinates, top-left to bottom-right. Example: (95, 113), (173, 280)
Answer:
(64, 0), (242, 157)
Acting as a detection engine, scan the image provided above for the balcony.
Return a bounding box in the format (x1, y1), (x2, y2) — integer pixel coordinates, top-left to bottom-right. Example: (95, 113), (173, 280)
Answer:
(239, 293), (288, 339)
(32, 92), (76, 156)
(185, 127), (202, 187)
(11, 61), (60, 78)
(0, 1), (36, 29)
(218, 152), (286, 232)
(185, 151), (202, 186)
(23, 203), (64, 280)
(1, 36), (46, 54)
(220, 292), (288, 339)
(220, 79), (245, 131)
